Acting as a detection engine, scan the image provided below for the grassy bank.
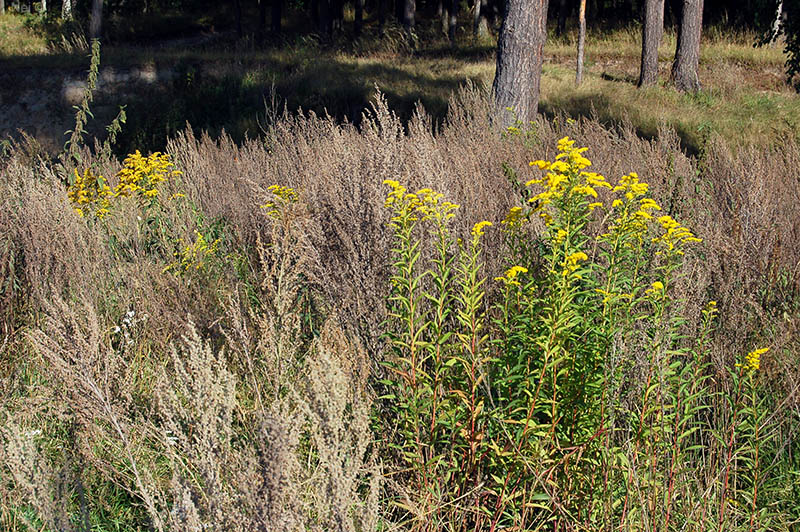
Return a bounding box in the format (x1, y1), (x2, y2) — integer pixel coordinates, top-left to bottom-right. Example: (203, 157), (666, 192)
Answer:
(1, 12), (798, 155)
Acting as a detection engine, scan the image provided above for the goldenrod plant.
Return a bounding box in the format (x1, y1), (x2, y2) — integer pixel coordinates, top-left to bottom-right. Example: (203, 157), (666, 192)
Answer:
(381, 137), (787, 531)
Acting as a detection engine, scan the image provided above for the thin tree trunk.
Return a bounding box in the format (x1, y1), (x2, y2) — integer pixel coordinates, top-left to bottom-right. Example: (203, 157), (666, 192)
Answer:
(1, 0), (5, 14)
(475, 0), (490, 38)
(448, 0), (458, 43)
(492, 0), (548, 125)
(576, 0), (586, 84)
(271, 0), (282, 33)
(62, 0), (72, 19)
(638, 0), (665, 86)
(402, 0), (415, 33)
(89, 0), (103, 40)
(770, 0), (784, 45)
(671, 0), (703, 92)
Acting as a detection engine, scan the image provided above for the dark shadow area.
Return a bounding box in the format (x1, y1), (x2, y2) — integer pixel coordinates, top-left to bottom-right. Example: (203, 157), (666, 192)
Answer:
(539, 91), (704, 157)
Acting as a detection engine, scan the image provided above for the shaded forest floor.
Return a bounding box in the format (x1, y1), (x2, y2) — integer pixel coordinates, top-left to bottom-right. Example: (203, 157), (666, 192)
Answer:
(0, 11), (796, 155)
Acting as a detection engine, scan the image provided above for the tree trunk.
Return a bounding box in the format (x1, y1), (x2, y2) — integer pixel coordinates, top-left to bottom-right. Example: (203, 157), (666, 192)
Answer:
(89, 0), (103, 40)
(62, 0), (72, 19)
(474, 0), (490, 38)
(492, 0), (548, 125)
(271, 0), (282, 33)
(671, 0), (703, 92)
(1, 0), (5, 14)
(770, 0), (784, 45)
(448, 0), (458, 42)
(402, 0), (415, 33)
(355, 0), (364, 35)
(638, 0), (665, 86)
(576, 0), (586, 84)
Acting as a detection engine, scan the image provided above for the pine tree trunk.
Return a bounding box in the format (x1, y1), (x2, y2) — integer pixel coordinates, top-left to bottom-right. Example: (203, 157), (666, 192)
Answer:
(402, 0), (415, 33)
(89, 0), (103, 40)
(475, 0), (490, 38)
(638, 0), (665, 87)
(576, 0), (586, 84)
(671, 0), (703, 92)
(492, 0), (548, 125)
(448, 0), (458, 43)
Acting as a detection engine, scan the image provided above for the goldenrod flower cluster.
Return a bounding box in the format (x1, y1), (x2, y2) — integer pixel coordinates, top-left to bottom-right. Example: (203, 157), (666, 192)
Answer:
(501, 206), (525, 231)
(472, 221), (492, 237)
(383, 180), (460, 227)
(67, 152), (181, 219)
(562, 251), (588, 278)
(416, 188), (460, 222)
(115, 151), (181, 200)
(604, 174), (662, 248)
(165, 231), (221, 273)
(495, 265), (528, 286)
(262, 184), (299, 218)
(652, 215), (702, 255)
(67, 168), (112, 219)
(738, 347), (768, 372)
(526, 137), (612, 221)
(645, 281), (665, 296)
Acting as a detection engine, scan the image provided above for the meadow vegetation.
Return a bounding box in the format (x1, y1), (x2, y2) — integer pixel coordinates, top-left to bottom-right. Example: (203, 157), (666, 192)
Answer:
(1, 78), (799, 528)
(1, 9), (800, 531)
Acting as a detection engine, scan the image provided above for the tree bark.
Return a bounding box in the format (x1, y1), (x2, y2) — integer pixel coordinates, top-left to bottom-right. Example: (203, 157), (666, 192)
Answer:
(62, 0), (72, 19)
(492, 0), (548, 125)
(576, 0), (586, 84)
(671, 0), (703, 92)
(89, 0), (103, 40)
(1, 0), (5, 14)
(271, 0), (282, 33)
(638, 0), (665, 86)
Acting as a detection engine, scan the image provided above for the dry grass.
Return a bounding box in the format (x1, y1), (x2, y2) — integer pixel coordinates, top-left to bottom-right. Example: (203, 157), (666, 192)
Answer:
(0, 86), (798, 528)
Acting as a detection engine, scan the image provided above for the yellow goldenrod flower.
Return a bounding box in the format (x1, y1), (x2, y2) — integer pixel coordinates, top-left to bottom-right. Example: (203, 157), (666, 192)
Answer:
(738, 347), (768, 372)
(495, 265), (529, 286)
(645, 281), (665, 296)
(562, 251), (588, 277)
(472, 221), (493, 237)
(588, 202), (603, 211)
